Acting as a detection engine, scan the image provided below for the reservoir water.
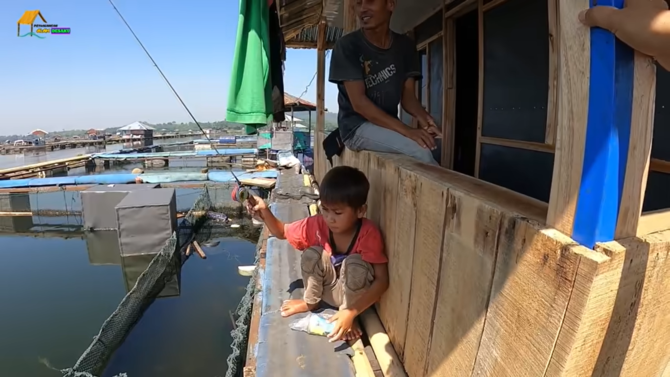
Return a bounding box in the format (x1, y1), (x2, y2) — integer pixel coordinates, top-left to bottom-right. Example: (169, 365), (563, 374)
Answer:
(0, 141), (260, 376)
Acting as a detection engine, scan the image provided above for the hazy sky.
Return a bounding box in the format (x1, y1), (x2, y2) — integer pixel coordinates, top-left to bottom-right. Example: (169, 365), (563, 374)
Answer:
(1, 0), (338, 135)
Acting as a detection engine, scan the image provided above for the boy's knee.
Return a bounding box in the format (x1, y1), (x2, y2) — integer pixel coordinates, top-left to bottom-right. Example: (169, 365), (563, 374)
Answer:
(301, 246), (324, 274)
(342, 255), (372, 292)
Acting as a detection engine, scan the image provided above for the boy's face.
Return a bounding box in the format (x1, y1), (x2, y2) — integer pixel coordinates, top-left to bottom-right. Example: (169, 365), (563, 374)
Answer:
(320, 202), (366, 234)
(357, 0), (394, 30)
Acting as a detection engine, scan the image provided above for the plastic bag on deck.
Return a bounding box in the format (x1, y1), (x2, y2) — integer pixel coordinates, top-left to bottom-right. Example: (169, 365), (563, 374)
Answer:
(289, 310), (336, 337)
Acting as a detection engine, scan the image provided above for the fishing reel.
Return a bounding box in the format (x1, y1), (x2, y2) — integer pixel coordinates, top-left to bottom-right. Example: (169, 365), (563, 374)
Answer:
(231, 184), (259, 204)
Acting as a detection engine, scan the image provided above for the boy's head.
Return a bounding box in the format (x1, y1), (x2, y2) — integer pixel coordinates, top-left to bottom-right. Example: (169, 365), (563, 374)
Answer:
(319, 166), (369, 234)
(358, 0), (395, 30)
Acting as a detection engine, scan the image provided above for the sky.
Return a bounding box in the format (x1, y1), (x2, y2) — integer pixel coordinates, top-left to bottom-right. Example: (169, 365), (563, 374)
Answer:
(0, 0), (338, 135)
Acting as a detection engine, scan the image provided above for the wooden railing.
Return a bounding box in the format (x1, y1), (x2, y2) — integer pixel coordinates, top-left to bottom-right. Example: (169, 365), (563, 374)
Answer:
(314, 140), (670, 377)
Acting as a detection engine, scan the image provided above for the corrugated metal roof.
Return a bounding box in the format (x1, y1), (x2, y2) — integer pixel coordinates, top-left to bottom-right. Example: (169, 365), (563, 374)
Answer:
(118, 121), (155, 131)
(279, 0), (344, 48)
(284, 93), (317, 110)
(286, 25), (343, 49)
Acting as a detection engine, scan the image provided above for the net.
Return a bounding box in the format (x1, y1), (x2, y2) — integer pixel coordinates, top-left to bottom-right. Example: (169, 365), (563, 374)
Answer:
(57, 187), (213, 377)
(225, 232), (263, 377)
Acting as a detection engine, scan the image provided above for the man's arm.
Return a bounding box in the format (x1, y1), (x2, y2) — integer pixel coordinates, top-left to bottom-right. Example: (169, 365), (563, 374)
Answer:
(401, 77), (429, 119)
(343, 81), (411, 136)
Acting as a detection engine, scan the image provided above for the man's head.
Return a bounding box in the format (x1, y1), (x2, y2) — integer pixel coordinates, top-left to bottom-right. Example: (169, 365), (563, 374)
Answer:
(319, 166), (369, 234)
(357, 0), (395, 30)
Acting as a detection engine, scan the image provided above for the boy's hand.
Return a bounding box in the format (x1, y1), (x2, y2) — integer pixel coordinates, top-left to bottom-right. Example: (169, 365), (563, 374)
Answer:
(245, 195), (267, 218)
(327, 309), (357, 342)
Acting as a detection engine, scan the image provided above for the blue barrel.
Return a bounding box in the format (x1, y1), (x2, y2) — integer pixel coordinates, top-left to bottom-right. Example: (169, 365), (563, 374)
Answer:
(219, 136), (236, 144)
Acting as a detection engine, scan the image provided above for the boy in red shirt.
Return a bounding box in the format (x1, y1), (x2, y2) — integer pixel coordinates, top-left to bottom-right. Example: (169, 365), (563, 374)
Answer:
(246, 166), (389, 342)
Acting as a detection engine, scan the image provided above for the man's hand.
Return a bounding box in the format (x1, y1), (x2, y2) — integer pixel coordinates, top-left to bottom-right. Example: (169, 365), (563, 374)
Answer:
(418, 114), (442, 137)
(579, 0), (670, 70)
(404, 128), (437, 150)
(245, 195), (266, 219)
(327, 309), (357, 343)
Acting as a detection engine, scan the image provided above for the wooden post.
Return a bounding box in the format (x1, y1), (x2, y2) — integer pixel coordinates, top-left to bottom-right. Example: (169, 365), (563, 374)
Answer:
(343, 0), (358, 33)
(315, 20), (327, 181)
(547, 0), (656, 247)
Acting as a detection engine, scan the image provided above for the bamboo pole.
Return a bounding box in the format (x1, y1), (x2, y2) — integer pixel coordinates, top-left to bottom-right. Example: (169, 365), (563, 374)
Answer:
(0, 154), (91, 175)
(192, 240), (207, 259)
(359, 309), (408, 377)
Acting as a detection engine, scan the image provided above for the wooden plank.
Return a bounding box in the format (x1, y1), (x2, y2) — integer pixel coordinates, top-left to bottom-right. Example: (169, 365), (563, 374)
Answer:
(403, 177), (448, 377)
(480, 136), (555, 153)
(615, 54), (656, 239)
(650, 158), (670, 173)
(546, 0), (590, 235)
(441, 11), (456, 169)
(471, 218), (580, 376)
(545, 245), (621, 376)
(426, 189), (502, 376)
(360, 308), (408, 377)
(365, 154), (383, 225)
(637, 208), (670, 237)
(315, 21), (327, 182)
(545, 0), (558, 145)
(474, 0), (484, 177)
(377, 166), (416, 360)
(592, 232), (670, 377)
(343, 0), (357, 33)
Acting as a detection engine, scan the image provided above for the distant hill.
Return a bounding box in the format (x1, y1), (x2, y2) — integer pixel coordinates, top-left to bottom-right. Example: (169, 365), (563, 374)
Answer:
(1, 111), (341, 141)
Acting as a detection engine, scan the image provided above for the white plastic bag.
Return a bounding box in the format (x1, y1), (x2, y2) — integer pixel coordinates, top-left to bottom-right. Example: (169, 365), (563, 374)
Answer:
(288, 310), (336, 337)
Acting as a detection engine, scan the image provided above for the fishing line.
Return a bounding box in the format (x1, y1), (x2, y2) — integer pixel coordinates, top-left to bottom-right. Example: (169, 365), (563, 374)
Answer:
(107, 0), (243, 185)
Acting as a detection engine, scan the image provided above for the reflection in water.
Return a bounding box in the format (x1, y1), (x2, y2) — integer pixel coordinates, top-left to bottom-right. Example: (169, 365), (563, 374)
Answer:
(85, 231), (181, 298)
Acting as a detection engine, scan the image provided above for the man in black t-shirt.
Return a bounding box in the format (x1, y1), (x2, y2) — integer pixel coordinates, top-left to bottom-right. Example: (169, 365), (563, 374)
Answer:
(328, 0), (441, 165)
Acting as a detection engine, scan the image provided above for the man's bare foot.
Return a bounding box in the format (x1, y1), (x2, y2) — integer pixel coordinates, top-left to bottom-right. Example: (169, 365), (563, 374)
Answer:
(343, 320), (362, 341)
(280, 299), (312, 317)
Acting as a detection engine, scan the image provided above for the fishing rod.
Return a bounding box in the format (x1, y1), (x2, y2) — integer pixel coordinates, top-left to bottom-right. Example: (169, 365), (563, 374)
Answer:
(107, 0), (244, 186)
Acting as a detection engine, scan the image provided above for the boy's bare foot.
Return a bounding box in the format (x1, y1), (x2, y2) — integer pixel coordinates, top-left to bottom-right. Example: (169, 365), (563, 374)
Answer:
(343, 320), (362, 341)
(280, 299), (311, 317)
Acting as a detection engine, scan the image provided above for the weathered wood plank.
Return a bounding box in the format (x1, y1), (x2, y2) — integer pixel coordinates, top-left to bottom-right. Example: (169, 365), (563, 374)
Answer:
(377, 166), (417, 360)
(426, 189), (502, 376)
(472, 218), (580, 376)
(403, 177), (448, 376)
(592, 231), (670, 377)
(545, 245), (620, 377)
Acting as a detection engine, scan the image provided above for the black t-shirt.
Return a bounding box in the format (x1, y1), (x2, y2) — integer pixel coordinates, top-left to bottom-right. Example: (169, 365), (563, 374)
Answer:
(328, 30), (422, 141)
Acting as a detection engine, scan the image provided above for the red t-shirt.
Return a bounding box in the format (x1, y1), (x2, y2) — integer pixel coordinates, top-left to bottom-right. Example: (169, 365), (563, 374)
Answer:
(284, 215), (388, 264)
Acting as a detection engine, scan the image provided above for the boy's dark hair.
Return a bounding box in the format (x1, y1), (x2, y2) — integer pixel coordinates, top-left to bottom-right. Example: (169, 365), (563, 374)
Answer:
(320, 166), (370, 208)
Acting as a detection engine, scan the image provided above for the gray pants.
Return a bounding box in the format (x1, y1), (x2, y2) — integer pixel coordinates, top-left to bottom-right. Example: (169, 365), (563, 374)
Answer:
(301, 247), (374, 310)
(344, 122), (439, 165)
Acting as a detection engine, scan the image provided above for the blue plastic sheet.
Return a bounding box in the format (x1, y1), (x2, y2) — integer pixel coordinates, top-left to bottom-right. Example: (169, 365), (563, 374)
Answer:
(139, 172), (209, 183)
(207, 170), (278, 182)
(74, 174), (137, 185)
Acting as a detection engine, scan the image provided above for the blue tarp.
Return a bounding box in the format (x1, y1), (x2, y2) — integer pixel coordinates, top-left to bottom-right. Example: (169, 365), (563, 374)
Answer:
(74, 174), (137, 185)
(208, 170), (278, 182)
(139, 172), (209, 183)
(91, 149), (257, 159)
(0, 170), (277, 188)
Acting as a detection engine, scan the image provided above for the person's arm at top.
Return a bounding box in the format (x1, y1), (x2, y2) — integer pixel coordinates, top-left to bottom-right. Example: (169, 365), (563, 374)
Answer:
(579, 0), (670, 70)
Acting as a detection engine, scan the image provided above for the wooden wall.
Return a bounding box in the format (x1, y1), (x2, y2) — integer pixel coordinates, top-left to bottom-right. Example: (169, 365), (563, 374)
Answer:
(318, 146), (670, 377)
